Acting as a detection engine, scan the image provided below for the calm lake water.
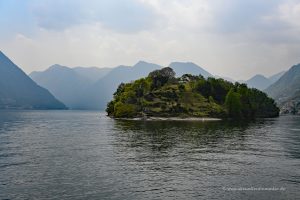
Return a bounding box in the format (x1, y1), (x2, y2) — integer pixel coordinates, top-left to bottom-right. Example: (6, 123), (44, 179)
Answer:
(0, 111), (299, 200)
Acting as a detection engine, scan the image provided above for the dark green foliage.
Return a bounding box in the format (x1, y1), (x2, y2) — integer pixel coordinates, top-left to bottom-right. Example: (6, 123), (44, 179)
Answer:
(178, 84), (185, 91)
(106, 101), (115, 116)
(106, 67), (279, 119)
(113, 102), (137, 118)
(149, 67), (176, 89)
(225, 89), (242, 118)
(195, 77), (231, 104)
(113, 83), (126, 97)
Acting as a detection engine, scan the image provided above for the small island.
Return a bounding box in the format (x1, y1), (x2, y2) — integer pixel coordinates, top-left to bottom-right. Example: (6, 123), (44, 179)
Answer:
(106, 67), (279, 119)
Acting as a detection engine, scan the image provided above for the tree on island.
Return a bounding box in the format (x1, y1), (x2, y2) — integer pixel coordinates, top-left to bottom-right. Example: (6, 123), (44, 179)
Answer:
(106, 67), (279, 119)
(225, 89), (242, 118)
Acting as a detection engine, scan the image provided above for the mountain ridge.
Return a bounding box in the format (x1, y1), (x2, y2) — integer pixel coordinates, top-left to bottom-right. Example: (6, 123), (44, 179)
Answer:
(31, 60), (215, 110)
(265, 64), (300, 101)
(245, 74), (271, 90)
(0, 51), (67, 109)
(265, 64), (300, 114)
(28, 59), (288, 110)
(242, 70), (285, 91)
(168, 62), (212, 78)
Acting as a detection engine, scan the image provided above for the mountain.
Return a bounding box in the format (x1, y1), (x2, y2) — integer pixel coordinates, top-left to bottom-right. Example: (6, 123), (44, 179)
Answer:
(73, 67), (111, 82)
(269, 71), (285, 83)
(245, 74), (272, 90)
(84, 61), (162, 110)
(265, 64), (300, 114)
(265, 64), (300, 102)
(244, 71), (285, 91)
(30, 61), (163, 110)
(87, 61), (216, 110)
(0, 51), (66, 109)
(30, 64), (94, 109)
(29, 60), (215, 110)
(168, 62), (212, 78)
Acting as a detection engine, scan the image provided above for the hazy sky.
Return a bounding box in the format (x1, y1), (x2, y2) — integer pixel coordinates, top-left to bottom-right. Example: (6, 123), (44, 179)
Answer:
(1, 0), (300, 79)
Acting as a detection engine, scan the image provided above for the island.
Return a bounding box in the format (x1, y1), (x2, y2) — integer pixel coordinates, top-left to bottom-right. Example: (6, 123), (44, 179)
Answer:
(106, 67), (279, 119)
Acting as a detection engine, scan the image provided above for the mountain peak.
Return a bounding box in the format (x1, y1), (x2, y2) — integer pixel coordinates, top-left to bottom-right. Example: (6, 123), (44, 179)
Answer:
(135, 60), (148, 65)
(251, 74), (267, 80)
(49, 64), (65, 68)
(245, 74), (271, 90)
(168, 61), (212, 78)
(170, 61), (196, 66)
(133, 61), (161, 69)
(51, 64), (63, 67)
(48, 64), (72, 72)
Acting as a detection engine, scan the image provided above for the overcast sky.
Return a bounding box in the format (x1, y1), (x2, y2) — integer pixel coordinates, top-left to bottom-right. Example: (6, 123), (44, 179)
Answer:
(1, 0), (300, 79)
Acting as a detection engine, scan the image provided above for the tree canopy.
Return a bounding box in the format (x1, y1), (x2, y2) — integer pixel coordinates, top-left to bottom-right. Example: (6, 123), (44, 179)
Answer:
(106, 67), (279, 119)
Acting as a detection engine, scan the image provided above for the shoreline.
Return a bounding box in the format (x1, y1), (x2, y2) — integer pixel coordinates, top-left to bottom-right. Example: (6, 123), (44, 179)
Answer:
(114, 117), (222, 121)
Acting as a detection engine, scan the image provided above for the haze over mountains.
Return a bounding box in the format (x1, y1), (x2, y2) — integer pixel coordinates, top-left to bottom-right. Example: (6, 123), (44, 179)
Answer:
(243, 71), (285, 91)
(168, 62), (212, 78)
(0, 51), (66, 109)
(1, 50), (298, 113)
(30, 64), (111, 109)
(264, 64), (300, 114)
(30, 59), (290, 110)
(31, 60), (215, 110)
(73, 67), (111, 82)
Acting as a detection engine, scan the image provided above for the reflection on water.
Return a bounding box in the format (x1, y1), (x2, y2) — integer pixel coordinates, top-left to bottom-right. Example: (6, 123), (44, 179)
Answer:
(0, 111), (299, 200)
(113, 120), (251, 153)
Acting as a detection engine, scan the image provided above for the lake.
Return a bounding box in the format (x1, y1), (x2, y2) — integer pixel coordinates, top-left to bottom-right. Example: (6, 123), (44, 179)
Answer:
(0, 110), (299, 200)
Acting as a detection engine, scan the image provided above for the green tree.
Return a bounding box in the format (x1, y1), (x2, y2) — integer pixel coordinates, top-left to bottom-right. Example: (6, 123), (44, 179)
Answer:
(225, 89), (242, 118)
(114, 102), (137, 118)
(106, 101), (115, 116)
(106, 68), (279, 119)
(149, 67), (176, 89)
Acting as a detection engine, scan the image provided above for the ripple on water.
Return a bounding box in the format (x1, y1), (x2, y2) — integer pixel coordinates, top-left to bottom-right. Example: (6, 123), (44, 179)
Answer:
(0, 111), (299, 200)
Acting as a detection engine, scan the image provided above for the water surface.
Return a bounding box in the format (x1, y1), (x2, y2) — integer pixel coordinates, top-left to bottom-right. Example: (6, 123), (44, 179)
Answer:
(0, 111), (299, 199)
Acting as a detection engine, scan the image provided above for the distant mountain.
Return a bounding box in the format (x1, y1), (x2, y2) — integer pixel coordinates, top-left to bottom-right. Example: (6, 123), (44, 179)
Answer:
(269, 71), (285, 83)
(245, 74), (272, 90)
(84, 61), (162, 110)
(265, 64), (300, 114)
(168, 62), (212, 78)
(265, 64), (300, 102)
(0, 51), (66, 109)
(29, 60), (215, 110)
(86, 61), (215, 110)
(244, 71), (285, 91)
(30, 64), (94, 109)
(132, 61), (162, 74)
(73, 67), (111, 82)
